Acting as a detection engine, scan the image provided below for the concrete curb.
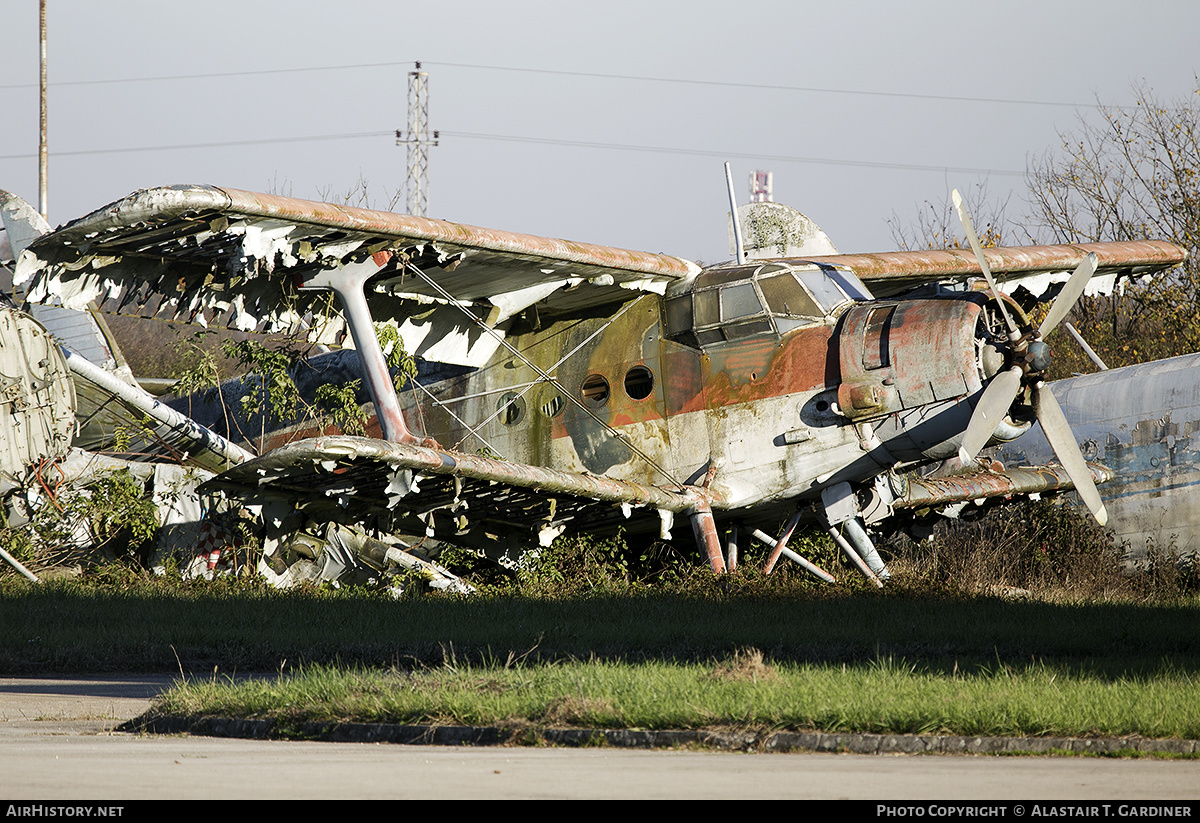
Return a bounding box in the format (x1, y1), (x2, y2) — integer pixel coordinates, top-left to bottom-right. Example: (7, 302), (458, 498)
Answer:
(125, 715), (1200, 755)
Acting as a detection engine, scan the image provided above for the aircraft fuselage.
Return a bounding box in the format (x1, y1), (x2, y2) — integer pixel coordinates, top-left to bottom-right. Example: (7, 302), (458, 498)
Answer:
(398, 260), (1010, 522)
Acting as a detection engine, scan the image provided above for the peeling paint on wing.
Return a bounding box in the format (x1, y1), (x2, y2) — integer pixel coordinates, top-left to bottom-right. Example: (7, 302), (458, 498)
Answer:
(813, 241), (1185, 299)
(14, 185), (697, 351)
(0, 189), (52, 258)
(233, 223), (301, 270)
(1009, 270), (1124, 300)
(488, 280), (571, 323)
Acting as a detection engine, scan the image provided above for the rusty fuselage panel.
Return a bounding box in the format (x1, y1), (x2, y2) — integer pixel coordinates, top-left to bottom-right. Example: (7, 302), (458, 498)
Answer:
(392, 263), (997, 518)
(403, 295), (681, 483)
(838, 299), (981, 419)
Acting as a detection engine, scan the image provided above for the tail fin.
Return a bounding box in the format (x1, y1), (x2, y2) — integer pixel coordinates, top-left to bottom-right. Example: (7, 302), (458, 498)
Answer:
(0, 189), (51, 260)
(0, 188), (134, 381)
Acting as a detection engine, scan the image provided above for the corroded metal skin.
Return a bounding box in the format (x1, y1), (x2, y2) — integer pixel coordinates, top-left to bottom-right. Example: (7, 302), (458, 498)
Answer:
(0, 307), (75, 488)
(217, 434), (718, 513)
(897, 463), (1115, 510)
(995, 353), (1200, 555)
(201, 434), (722, 559)
(838, 299), (981, 420)
(690, 504), (727, 573)
(807, 242), (1186, 298)
(13, 183), (1190, 569)
(214, 187), (699, 281)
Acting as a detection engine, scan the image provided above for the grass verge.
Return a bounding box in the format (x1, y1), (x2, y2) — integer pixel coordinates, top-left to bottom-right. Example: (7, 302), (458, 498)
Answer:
(150, 654), (1200, 741)
(4, 573), (1199, 744)
(4, 500), (1198, 744)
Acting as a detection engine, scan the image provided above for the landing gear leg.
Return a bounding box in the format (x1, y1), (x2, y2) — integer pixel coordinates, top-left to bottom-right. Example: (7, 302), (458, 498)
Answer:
(820, 481), (890, 585)
(690, 503), (727, 573)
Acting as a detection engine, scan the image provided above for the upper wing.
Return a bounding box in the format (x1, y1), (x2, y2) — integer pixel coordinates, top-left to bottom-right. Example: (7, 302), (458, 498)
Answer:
(804, 242), (1186, 299)
(14, 185), (699, 365)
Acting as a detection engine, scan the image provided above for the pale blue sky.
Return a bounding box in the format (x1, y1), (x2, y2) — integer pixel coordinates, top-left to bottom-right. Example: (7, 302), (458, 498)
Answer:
(2, 0), (1197, 261)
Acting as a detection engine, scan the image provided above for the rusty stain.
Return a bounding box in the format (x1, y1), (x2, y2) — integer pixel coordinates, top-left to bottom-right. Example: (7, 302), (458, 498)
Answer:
(807, 241), (1186, 298)
(8, 182), (1192, 584)
(897, 463), (1115, 510)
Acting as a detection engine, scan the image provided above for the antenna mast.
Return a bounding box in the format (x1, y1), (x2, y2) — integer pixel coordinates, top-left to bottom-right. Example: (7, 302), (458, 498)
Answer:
(749, 170), (773, 203)
(725, 162), (746, 264)
(396, 63), (438, 217)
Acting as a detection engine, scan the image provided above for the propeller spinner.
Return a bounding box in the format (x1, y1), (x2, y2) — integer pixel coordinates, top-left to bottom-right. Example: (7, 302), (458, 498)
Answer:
(951, 190), (1107, 526)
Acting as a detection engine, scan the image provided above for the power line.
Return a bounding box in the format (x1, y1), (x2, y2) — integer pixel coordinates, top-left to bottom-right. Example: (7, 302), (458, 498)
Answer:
(0, 62), (410, 90)
(0, 127), (1025, 177)
(426, 62), (1099, 110)
(0, 58), (1107, 111)
(0, 130), (391, 161)
(443, 130), (1025, 177)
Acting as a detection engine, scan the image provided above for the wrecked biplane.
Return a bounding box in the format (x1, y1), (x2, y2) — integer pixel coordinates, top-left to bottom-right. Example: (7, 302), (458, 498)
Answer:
(1, 189), (475, 592)
(5, 182), (1187, 583)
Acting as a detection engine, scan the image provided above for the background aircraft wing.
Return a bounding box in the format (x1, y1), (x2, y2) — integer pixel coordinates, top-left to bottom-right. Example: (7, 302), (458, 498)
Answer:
(63, 347), (253, 473)
(806, 242), (1186, 299)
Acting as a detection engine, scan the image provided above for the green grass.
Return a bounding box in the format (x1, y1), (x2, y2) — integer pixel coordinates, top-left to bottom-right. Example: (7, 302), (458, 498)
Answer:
(4, 574), (1199, 675)
(4, 572), (1199, 741)
(4, 498), (1198, 744)
(152, 656), (1200, 740)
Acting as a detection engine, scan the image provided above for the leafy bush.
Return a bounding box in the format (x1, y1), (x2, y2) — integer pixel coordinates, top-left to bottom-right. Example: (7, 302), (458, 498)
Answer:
(1, 469), (159, 571)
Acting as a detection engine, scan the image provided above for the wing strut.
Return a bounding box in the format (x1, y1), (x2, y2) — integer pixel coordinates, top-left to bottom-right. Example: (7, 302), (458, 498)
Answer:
(297, 252), (425, 446)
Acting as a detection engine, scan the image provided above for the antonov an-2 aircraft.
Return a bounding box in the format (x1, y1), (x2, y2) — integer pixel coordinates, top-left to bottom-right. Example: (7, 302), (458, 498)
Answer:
(2, 182), (1187, 581)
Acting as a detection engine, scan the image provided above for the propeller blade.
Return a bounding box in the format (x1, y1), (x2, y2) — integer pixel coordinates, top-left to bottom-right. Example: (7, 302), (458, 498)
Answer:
(1034, 385), (1109, 526)
(952, 189), (1020, 340)
(958, 366), (1023, 463)
(1039, 252), (1098, 338)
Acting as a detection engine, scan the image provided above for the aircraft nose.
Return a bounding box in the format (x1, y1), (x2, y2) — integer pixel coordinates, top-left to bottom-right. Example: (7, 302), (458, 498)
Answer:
(1027, 340), (1052, 373)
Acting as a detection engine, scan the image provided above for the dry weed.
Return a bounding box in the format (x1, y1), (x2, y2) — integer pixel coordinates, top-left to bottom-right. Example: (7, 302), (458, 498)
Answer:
(709, 647), (776, 683)
(540, 695), (618, 726)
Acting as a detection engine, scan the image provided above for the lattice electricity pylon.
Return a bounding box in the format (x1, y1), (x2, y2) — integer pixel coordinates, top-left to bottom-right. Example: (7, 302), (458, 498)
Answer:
(395, 65), (438, 217)
(749, 170), (773, 203)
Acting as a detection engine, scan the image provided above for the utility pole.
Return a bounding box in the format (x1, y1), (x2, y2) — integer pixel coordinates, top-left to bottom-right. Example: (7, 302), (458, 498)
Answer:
(395, 63), (438, 217)
(39, 0), (48, 221)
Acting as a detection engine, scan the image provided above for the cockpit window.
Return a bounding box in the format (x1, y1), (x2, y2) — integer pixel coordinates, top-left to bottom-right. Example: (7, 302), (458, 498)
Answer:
(758, 272), (821, 318)
(664, 262), (865, 349)
(799, 269), (853, 314)
(694, 290), (719, 327)
(720, 283), (762, 321)
(664, 294), (693, 338)
(825, 267), (873, 301)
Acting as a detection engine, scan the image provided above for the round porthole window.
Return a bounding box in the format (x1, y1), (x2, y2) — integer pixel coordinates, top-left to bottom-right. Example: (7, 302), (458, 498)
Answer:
(581, 373), (610, 406)
(497, 392), (525, 425)
(624, 365), (654, 400)
(540, 391), (564, 418)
